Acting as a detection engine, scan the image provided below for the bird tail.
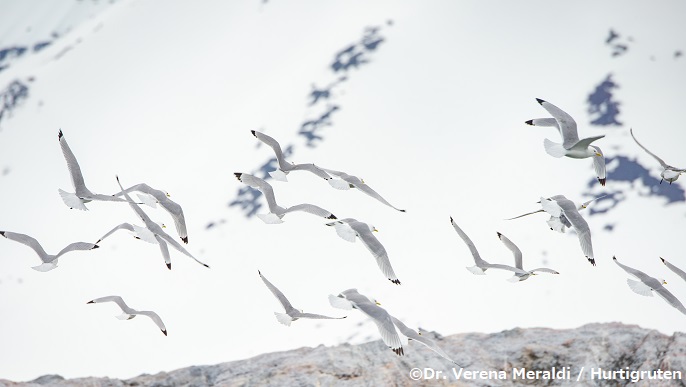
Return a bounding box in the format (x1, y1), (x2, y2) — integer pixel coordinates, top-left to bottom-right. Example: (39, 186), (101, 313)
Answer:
(31, 262), (58, 272)
(256, 213), (284, 224)
(543, 138), (566, 158)
(274, 312), (293, 326)
(466, 266), (486, 275)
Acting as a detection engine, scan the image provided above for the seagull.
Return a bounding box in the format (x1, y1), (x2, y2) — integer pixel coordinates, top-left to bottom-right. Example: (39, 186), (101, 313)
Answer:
(496, 232), (559, 281)
(613, 256), (686, 316)
(326, 218), (401, 284)
(539, 196), (596, 266)
(389, 316), (461, 366)
(251, 130), (346, 188)
(258, 270), (346, 326)
(329, 289), (403, 356)
(57, 130), (139, 210)
(112, 183), (189, 244)
(630, 128), (685, 184)
(0, 231), (99, 271)
(234, 173), (337, 223)
(660, 257), (686, 283)
(449, 217), (529, 276)
(96, 176), (209, 270)
(506, 195), (606, 233)
(526, 99), (606, 186)
(87, 295), (167, 336)
(320, 167), (406, 212)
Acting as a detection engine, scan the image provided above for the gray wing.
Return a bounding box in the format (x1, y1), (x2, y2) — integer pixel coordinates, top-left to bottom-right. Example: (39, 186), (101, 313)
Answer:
(292, 312), (346, 320)
(573, 135), (605, 152)
(536, 99), (579, 148)
(258, 271), (296, 313)
(580, 195), (608, 210)
(449, 217), (486, 266)
(354, 182), (406, 212)
(87, 295), (132, 313)
(234, 173), (279, 213)
(528, 268), (560, 275)
(481, 263), (529, 274)
(654, 286), (686, 316)
(612, 257), (656, 283)
(391, 317), (458, 365)
(135, 310), (168, 335)
(496, 232), (523, 269)
(253, 130), (289, 170)
(630, 128), (668, 168)
(347, 293), (403, 356)
(505, 208), (544, 220)
(55, 242), (98, 259)
(96, 223), (135, 243)
(283, 204), (336, 219)
(116, 176), (155, 225)
(291, 163), (333, 180)
(349, 222), (401, 284)
(58, 130), (88, 195)
(155, 235), (172, 270)
(557, 199), (594, 265)
(591, 146), (606, 185)
(157, 231), (209, 268)
(661, 257), (686, 283)
(0, 231), (49, 261)
(525, 117), (563, 138)
(114, 184), (188, 243)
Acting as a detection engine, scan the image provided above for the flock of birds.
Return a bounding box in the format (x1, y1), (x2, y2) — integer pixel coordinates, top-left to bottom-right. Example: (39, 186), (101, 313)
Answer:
(1, 98), (686, 366)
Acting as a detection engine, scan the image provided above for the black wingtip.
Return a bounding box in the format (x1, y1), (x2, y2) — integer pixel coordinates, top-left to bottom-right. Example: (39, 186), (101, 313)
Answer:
(524, 119), (534, 126)
(449, 216), (453, 223)
(391, 278), (401, 285)
(258, 269), (262, 275)
(0, 231), (5, 237)
(612, 256), (617, 261)
(166, 262), (172, 270)
(203, 263), (210, 268)
(393, 347), (404, 356)
(234, 172), (242, 181)
(598, 178), (606, 186)
(58, 129), (63, 139)
(535, 98), (545, 105)
(399, 209), (406, 212)
(92, 245), (100, 250)
(250, 130), (256, 137)
(588, 257), (596, 266)
(162, 329), (168, 336)
(660, 257), (665, 263)
(327, 214), (337, 219)
(181, 236), (188, 244)
(496, 231), (502, 238)
(86, 300), (94, 304)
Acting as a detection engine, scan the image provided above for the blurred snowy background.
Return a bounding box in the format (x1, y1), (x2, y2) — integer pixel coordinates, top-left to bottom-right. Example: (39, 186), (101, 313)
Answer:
(1, 0), (685, 381)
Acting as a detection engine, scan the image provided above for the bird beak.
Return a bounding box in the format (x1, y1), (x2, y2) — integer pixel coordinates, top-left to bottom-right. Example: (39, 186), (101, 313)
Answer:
(595, 152), (602, 157)
(162, 224), (167, 228)
(166, 193), (171, 198)
(375, 301), (381, 306)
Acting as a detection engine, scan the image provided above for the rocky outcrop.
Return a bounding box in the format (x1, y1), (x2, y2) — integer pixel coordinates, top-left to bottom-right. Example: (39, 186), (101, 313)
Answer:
(2, 323), (684, 386)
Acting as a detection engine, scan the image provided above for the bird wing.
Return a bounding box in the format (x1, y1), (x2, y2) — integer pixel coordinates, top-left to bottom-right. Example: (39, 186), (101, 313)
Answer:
(391, 316), (458, 365)
(136, 310), (168, 335)
(293, 312), (346, 320)
(349, 221), (401, 284)
(630, 128), (668, 168)
(0, 231), (49, 261)
(496, 232), (523, 269)
(88, 295), (131, 313)
(557, 199), (594, 264)
(157, 231), (209, 268)
(327, 220), (357, 243)
(591, 146), (606, 185)
(347, 293), (403, 356)
(505, 209), (544, 220)
(290, 163), (333, 180)
(661, 257), (686, 283)
(234, 173), (279, 213)
(253, 130), (289, 170)
(283, 204), (336, 219)
(355, 182), (406, 212)
(155, 235), (172, 269)
(449, 217), (486, 266)
(536, 99), (579, 148)
(258, 271), (296, 313)
(58, 130), (88, 195)
(55, 242), (98, 259)
(96, 223), (135, 243)
(654, 286), (686, 316)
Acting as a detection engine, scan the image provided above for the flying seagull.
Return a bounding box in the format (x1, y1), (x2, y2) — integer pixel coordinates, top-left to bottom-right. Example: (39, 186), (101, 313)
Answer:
(496, 232), (559, 281)
(449, 217), (529, 276)
(234, 173), (337, 223)
(320, 167), (406, 212)
(0, 231), (98, 271)
(613, 256), (686, 316)
(660, 257), (686, 283)
(539, 196), (596, 266)
(87, 295), (167, 336)
(630, 128), (685, 184)
(525, 99), (606, 186)
(113, 183), (189, 244)
(326, 218), (401, 284)
(251, 130), (347, 188)
(57, 130), (139, 210)
(329, 289), (404, 356)
(390, 316), (461, 366)
(97, 176), (209, 270)
(258, 270), (346, 326)
(506, 195), (606, 234)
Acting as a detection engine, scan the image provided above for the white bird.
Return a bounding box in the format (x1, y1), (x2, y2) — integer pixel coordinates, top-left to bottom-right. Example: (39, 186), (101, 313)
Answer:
(506, 195), (606, 234)
(630, 128), (686, 184)
(234, 172), (337, 224)
(526, 99), (606, 186)
(496, 232), (559, 281)
(251, 130), (346, 188)
(96, 176), (209, 270)
(539, 196), (596, 266)
(320, 167), (406, 212)
(613, 256), (686, 316)
(112, 183), (189, 244)
(326, 218), (401, 284)
(389, 316), (460, 365)
(0, 231), (99, 271)
(87, 295), (167, 336)
(57, 130), (138, 210)
(660, 257), (686, 283)
(449, 217), (529, 276)
(258, 270), (346, 326)
(329, 289), (403, 356)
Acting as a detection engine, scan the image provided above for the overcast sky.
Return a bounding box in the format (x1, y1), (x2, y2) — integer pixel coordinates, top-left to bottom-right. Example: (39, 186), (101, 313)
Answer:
(1, 0), (686, 382)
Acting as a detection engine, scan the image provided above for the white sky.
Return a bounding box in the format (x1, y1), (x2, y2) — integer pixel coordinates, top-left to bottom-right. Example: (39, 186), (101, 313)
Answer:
(1, 0), (686, 382)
